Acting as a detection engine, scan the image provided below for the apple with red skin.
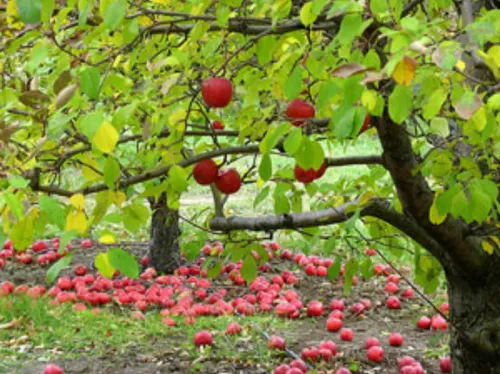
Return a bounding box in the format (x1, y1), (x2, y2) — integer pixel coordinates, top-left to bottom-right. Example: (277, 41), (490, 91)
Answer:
(294, 165), (316, 184)
(326, 317), (343, 332)
(280, 250), (293, 260)
(319, 348), (333, 362)
(439, 302), (449, 314)
(193, 159), (219, 185)
(316, 266), (327, 277)
(194, 330), (213, 346)
(431, 314), (448, 331)
(350, 302), (365, 315)
(399, 357), (418, 369)
(44, 364), (64, 374)
(387, 274), (400, 283)
(226, 322), (242, 335)
(80, 239), (92, 248)
(215, 168), (241, 194)
(212, 121), (225, 130)
(304, 264), (317, 276)
(364, 248), (376, 256)
(287, 369), (304, 374)
(402, 288), (414, 298)
(440, 357), (451, 373)
(290, 360), (308, 372)
(364, 337), (381, 349)
(335, 369), (352, 374)
(269, 335), (286, 350)
(340, 328), (353, 341)
(273, 365), (290, 374)
(287, 98), (315, 126)
(386, 296), (401, 309)
(201, 77), (233, 108)
(330, 299), (345, 311)
(416, 316), (432, 329)
(74, 265), (87, 276)
(359, 114), (371, 134)
(301, 346), (319, 362)
(306, 300), (324, 317)
(319, 340), (337, 355)
(367, 346), (384, 362)
(385, 282), (399, 294)
(388, 332), (404, 346)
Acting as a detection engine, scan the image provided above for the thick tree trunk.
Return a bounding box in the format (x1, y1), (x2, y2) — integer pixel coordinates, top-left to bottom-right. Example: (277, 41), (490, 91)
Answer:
(148, 193), (181, 273)
(448, 272), (500, 374)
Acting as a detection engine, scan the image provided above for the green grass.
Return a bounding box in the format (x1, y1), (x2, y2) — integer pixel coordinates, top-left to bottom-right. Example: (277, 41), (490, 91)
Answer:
(0, 295), (292, 372)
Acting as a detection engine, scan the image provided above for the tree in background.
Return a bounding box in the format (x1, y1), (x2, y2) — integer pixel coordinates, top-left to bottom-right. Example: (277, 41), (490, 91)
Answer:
(1, 0), (499, 372)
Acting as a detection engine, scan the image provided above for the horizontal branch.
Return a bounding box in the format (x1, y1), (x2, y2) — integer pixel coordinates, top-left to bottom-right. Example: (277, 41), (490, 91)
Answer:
(210, 198), (446, 258)
(31, 144), (382, 197)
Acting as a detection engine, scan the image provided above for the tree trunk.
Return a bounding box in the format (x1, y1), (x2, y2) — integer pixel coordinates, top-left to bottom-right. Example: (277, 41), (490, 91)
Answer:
(148, 193), (181, 273)
(447, 272), (500, 374)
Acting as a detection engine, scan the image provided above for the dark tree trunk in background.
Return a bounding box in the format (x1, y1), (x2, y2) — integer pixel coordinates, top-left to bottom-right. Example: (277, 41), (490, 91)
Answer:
(148, 193), (181, 273)
(447, 270), (500, 374)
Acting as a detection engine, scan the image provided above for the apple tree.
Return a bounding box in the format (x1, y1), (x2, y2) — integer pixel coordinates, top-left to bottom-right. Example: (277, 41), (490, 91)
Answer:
(1, 0), (499, 373)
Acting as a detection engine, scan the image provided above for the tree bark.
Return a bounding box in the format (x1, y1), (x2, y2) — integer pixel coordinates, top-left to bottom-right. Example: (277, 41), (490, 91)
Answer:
(148, 193), (181, 273)
(447, 270), (500, 374)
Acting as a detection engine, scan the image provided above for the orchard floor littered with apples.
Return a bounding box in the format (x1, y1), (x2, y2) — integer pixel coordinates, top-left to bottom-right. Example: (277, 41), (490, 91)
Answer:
(1, 240), (446, 374)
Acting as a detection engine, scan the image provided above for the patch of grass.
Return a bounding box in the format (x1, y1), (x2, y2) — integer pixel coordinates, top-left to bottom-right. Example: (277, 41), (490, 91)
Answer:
(0, 295), (291, 372)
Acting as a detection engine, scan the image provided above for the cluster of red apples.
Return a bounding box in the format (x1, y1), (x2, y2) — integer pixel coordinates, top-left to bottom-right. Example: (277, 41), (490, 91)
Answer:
(194, 77), (373, 191)
(2, 238), (451, 373)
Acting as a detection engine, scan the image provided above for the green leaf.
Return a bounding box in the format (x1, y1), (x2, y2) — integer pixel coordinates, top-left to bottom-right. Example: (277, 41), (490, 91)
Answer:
(370, 0), (389, 18)
(300, 2), (316, 26)
(436, 184), (461, 216)
(46, 253), (73, 284)
(327, 257), (342, 280)
(41, 0), (55, 24)
(123, 203), (150, 233)
(207, 261), (222, 278)
(317, 80), (339, 108)
(259, 123), (290, 154)
(259, 154), (273, 181)
(388, 85), (413, 124)
(310, 141), (325, 169)
(104, 0), (127, 30)
(39, 196), (66, 230)
(450, 189), (467, 219)
(8, 176), (30, 189)
(333, 105), (356, 139)
(295, 137), (315, 169)
(80, 67), (101, 100)
(58, 231), (77, 254)
(430, 117), (450, 137)
(78, 112), (103, 139)
(103, 157), (121, 189)
(337, 14), (362, 45)
(256, 36), (277, 65)
(5, 193), (24, 220)
(16, 0), (42, 24)
(283, 127), (303, 155)
(113, 103), (137, 130)
(168, 165), (188, 193)
(241, 254), (257, 283)
(108, 248), (139, 279)
(423, 88), (448, 120)
(284, 66), (305, 100)
(216, 5), (230, 27)
(254, 186), (270, 208)
(11, 217), (34, 251)
(469, 184), (493, 222)
(95, 252), (116, 279)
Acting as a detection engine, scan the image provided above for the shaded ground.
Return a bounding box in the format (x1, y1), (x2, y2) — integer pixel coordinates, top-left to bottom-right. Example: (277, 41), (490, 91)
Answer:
(0, 241), (447, 374)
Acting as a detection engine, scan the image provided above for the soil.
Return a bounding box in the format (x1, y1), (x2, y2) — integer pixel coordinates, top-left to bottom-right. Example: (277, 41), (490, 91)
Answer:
(0, 241), (447, 374)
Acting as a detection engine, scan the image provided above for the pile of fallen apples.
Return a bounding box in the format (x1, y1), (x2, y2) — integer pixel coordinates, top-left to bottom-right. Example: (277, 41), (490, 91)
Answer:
(1, 238), (450, 373)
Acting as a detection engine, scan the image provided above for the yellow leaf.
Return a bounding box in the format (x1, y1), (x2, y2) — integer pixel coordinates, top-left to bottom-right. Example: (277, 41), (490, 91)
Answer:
(359, 191), (374, 205)
(151, 0), (169, 3)
(81, 154), (101, 182)
(139, 16), (153, 26)
(392, 56), (417, 86)
(69, 194), (85, 210)
(99, 234), (115, 244)
(93, 121), (119, 154)
(455, 60), (466, 72)
(488, 45), (500, 67)
(110, 191), (126, 206)
(482, 240), (494, 255)
(65, 211), (88, 234)
(361, 90), (377, 111)
(477, 49), (500, 79)
(429, 194), (447, 225)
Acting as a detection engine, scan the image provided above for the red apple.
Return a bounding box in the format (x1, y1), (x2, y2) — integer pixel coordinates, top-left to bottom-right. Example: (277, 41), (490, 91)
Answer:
(440, 357), (451, 373)
(80, 239), (92, 248)
(304, 264), (317, 276)
(359, 114), (371, 134)
(367, 346), (384, 362)
(319, 348), (333, 362)
(314, 162), (327, 179)
(340, 328), (353, 341)
(316, 266), (327, 277)
(431, 314), (448, 331)
(386, 296), (401, 309)
(194, 330), (213, 346)
(439, 302), (449, 314)
(402, 288), (414, 298)
(319, 340), (337, 355)
(350, 302), (365, 315)
(201, 77), (232, 108)
(364, 248), (377, 256)
(301, 346), (319, 362)
(286, 369), (304, 374)
(416, 316), (431, 329)
(290, 360), (308, 372)
(215, 168), (241, 194)
(399, 357), (418, 368)
(326, 317), (343, 332)
(388, 332), (404, 346)
(273, 365), (290, 374)
(385, 282), (399, 294)
(335, 369), (352, 374)
(269, 335), (286, 350)
(287, 98), (315, 126)
(74, 265), (87, 276)
(307, 300), (324, 317)
(193, 159), (219, 185)
(364, 337), (381, 349)
(330, 299), (345, 311)
(212, 121), (225, 130)
(294, 165), (316, 184)
(44, 364), (64, 374)
(226, 322), (242, 335)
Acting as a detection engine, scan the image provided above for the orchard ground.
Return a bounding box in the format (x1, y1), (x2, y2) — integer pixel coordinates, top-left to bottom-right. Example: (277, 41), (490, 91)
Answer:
(0, 238), (449, 374)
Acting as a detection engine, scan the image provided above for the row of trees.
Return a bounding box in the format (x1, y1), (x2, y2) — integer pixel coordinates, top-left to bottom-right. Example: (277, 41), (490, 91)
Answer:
(1, 1), (499, 372)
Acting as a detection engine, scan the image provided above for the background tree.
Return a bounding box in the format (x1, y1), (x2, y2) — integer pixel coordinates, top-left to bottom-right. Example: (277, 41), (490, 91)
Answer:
(0, 0), (499, 373)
